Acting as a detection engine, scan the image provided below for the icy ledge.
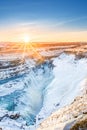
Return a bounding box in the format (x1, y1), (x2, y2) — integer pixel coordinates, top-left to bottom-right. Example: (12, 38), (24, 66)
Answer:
(0, 53), (87, 130)
(37, 78), (87, 130)
(36, 54), (87, 122)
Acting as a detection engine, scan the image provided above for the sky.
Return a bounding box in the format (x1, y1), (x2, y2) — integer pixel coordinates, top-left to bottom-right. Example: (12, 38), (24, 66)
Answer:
(0, 0), (87, 42)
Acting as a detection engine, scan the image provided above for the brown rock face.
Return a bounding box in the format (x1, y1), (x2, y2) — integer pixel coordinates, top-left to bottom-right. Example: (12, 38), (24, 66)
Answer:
(70, 115), (87, 130)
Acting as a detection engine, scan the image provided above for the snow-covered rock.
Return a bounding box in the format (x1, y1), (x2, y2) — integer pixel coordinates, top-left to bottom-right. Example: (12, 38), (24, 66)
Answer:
(0, 47), (87, 130)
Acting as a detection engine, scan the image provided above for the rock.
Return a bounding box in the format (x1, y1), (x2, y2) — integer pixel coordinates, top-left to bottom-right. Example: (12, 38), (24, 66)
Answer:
(83, 111), (87, 114)
(74, 115), (78, 118)
(0, 114), (9, 121)
(70, 115), (87, 130)
(10, 113), (20, 120)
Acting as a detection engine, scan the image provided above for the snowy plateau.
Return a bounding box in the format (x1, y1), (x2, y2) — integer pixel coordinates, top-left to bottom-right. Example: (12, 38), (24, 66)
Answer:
(0, 42), (87, 130)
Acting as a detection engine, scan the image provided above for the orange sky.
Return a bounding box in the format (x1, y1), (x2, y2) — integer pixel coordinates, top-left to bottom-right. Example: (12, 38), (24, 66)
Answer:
(0, 0), (87, 43)
(0, 23), (87, 42)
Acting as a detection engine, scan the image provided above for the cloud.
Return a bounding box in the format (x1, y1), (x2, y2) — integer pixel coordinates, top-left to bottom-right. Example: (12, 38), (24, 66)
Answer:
(49, 16), (87, 27)
(0, 17), (87, 42)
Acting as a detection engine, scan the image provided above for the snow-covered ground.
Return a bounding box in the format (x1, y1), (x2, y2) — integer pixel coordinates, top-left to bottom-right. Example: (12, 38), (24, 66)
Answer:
(37, 78), (87, 130)
(0, 43), (87, 130)
(36, 53), (87, 124)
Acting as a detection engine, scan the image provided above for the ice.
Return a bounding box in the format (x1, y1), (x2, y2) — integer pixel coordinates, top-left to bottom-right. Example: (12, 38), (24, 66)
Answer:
(0, 53), (87, 130)
(0, 58), (54, 128)
(37, 53), (87, 122)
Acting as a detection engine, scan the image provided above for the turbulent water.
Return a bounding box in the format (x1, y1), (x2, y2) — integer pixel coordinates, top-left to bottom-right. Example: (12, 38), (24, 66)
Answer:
(0, 43), (87, 130)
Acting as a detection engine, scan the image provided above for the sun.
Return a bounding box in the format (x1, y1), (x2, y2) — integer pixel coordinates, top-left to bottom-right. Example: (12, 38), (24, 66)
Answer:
(23, 35), (31, 43)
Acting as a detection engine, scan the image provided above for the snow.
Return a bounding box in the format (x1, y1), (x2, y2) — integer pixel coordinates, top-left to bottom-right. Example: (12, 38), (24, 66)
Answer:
(0, 53), (87, 130)
(36, 53), (87, 123)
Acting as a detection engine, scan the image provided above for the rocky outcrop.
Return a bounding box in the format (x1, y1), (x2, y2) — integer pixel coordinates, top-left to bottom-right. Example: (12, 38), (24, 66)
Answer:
(37, 79), (87, 130)
(70, 114), (87, 130)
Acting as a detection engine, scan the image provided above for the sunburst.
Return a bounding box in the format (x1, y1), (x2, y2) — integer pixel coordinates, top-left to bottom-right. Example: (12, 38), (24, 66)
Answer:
(23, 35), (31, 43)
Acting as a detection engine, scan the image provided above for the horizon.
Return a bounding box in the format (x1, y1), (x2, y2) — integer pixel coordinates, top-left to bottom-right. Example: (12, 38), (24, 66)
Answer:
(0, 1), (87, 129)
